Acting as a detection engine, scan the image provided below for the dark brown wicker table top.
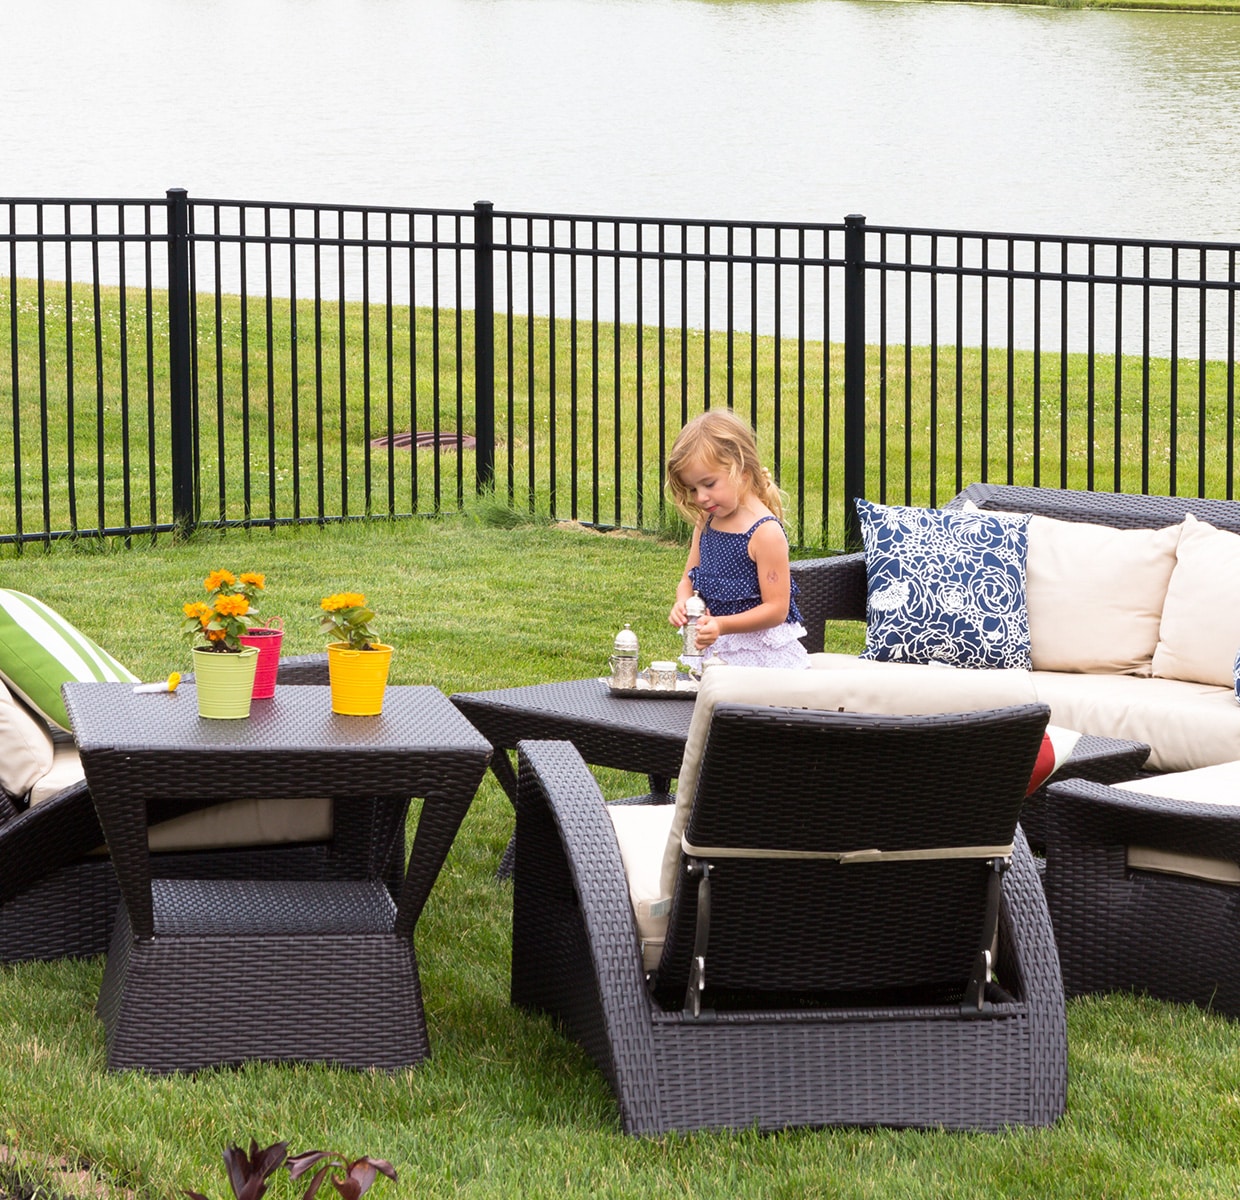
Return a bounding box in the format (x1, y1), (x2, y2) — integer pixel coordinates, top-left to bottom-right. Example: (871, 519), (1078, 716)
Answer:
(451, 677), (694, 780)
(62, 682), (492, 939)
(451, 676), (1148, 784)
(64, 682), (490, 775)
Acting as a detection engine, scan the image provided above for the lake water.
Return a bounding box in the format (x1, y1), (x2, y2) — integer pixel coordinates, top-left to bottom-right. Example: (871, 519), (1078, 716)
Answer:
(5, 0), (1240, 244)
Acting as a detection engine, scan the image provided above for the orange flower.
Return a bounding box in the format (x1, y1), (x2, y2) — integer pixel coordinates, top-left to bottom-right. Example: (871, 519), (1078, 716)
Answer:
(321, 592), (366, 613)
(205, 628), (228, 642)
(203, 569), (237, 592)
(238, 572), (266, 590)
(183, 601), (212, 621)
(214, 593), (251, 617)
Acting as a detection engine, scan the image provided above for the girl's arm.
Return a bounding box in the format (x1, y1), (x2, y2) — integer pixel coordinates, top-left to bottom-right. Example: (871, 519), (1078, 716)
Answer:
(669, 526), (703, 627)
(693, 520), (791, 645)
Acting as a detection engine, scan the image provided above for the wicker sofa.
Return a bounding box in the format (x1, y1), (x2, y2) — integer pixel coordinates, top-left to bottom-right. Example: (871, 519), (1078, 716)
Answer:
(0, 655), (404, 962)
(791, 483), (1240, 782)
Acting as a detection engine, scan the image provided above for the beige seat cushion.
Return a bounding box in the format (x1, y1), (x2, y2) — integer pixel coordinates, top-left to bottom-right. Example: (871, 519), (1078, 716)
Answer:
(147, 795), (334, 852)
(28, 739), (87, 806)
(607, 802), (677, 971)
(1024, 515), (1181, 675)
(1152, 514), (1240, 688)
(27, 744), (333, 851)
(622, 663), (1040, 957)
(0, 676), (54, 800)
(1114, 761), (1240, 885)
(1030, 671), (1239, 773)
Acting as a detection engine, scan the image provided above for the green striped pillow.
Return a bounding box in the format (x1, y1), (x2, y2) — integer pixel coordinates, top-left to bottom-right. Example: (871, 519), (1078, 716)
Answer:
(0, 590), (137, 731)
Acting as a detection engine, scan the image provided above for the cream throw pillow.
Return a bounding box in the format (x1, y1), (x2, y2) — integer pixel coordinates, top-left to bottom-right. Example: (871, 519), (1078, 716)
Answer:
(1152, 514), (1240, 688)
(1024, 514), (1181, 675)
(0, 675), (54, 799)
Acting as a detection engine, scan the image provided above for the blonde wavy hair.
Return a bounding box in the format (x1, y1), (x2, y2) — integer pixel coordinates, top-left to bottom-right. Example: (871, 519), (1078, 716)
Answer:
(666, 409), (784, 525)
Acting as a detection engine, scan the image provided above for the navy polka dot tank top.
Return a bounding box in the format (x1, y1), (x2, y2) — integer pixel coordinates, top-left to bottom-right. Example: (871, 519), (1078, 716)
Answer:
(689, 515), (803, 624)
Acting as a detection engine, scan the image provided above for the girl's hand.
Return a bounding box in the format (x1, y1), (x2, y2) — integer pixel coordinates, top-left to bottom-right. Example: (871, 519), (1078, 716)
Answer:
(693, 614), (721, 649)
(669, 599), (688, 627)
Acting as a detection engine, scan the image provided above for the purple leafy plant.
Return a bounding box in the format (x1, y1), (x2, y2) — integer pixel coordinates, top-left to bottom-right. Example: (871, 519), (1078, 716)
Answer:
(287, 1150), (398, 1200)
(185, 1140), (396, 1200)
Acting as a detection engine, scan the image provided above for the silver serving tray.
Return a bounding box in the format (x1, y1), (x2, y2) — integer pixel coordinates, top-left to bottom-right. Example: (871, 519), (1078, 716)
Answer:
(599, 670), (699, 699)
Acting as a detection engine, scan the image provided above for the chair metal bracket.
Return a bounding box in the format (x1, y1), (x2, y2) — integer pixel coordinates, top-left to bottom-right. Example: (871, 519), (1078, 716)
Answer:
(961, 856), (1009, 1017)
(683, 858), (712, 1018)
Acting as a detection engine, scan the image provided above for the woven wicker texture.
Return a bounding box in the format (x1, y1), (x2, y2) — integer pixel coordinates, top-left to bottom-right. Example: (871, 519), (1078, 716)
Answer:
(651, 702), (1049, 1008)
(96, 885), (427, 1073)
(62, 680), (489, 1071)
(0, 655), (420, 963)
(1044, 778), (1240, 1016)
(512, 714), (1068, 1134)
(959, 482), (1240, 533)
(1019, 735), (1152, 851)
(452, 678), (692, 800)
(452, 672), (1151, 880)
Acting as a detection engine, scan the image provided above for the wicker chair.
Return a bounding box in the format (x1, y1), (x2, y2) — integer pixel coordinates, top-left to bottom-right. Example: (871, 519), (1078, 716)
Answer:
(511, 700), (1068, 1134)
(0, 655), (404, 962)
(1043, 776), (1240, 1017)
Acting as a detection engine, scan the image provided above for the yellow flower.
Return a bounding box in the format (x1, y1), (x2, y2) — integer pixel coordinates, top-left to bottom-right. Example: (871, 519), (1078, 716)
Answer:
(203, 569), (236, 592)
(214, 594), (251, 617)
(238, 572), (265, 590)
(321, 592), (365, 612)
(183, 601), (212, 620)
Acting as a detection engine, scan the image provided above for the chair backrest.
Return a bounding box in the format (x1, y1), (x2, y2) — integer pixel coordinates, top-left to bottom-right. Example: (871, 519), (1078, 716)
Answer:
(649, 701), (1049, 1012)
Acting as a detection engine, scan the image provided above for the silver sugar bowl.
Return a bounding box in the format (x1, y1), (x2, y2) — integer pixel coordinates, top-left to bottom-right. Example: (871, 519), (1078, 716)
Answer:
(610, 622), (640, 689)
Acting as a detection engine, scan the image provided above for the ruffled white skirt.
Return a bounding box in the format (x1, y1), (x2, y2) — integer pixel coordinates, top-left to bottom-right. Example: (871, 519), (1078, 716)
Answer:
(704, 621), (811, 670)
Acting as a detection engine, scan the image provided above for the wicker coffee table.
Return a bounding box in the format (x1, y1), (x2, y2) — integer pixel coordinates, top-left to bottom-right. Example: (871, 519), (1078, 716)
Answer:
(451, 677), (1151, 862)
(451, 677), (693, 804)
(63, 681), (491, 1073)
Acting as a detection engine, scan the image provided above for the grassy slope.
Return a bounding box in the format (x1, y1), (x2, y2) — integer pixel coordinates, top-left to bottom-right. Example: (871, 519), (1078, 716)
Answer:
(1, 515), (1239, 1199)
(3, 280), (1235, 553)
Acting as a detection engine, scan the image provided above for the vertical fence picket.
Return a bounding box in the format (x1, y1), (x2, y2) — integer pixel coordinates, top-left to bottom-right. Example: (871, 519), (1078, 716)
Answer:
(473, 201), (495, 495)
(166, 188), (195, 534)
(1, 193), (1239, 549)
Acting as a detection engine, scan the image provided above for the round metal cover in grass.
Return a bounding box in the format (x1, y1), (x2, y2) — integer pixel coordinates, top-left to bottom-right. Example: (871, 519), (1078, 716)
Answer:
(371, 431), (476, 450)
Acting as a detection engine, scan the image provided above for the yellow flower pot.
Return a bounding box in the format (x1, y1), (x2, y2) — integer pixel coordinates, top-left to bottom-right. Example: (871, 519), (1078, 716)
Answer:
(327, 641), (393, 715)
(191, 646), (259, 719)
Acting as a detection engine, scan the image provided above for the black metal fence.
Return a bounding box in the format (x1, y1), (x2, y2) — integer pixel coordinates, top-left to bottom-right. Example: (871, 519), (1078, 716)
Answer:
(2, 190), (1238, 550)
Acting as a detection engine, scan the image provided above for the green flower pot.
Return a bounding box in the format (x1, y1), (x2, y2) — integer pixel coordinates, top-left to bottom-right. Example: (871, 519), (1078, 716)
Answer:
(191, 645), (260, 719)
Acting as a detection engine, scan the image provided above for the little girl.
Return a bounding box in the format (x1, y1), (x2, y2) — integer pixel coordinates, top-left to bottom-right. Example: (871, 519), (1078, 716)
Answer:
(666, 410), (810, 669)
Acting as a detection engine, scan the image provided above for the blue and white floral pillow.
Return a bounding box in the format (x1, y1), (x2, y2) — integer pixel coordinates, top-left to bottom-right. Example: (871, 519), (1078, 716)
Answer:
(856, 499), (1033, 670)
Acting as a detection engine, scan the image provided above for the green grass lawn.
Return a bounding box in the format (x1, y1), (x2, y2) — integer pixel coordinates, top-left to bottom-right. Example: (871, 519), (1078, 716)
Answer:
(2, 513), (1239, 1199)
(3, 279), (1236, 553)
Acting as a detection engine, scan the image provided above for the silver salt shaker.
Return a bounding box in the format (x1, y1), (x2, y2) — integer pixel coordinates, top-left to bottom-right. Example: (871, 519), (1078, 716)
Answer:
(610, 623), (639, 689)
(681, 591), (707, 670)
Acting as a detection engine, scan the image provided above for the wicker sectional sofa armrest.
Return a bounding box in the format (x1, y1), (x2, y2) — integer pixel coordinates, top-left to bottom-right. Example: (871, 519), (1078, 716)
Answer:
(0, 779), (100, 906)
(1042, 778), (1240, 1013)
(513, 739), (662, 1131)
(1045, 778), (1240, 862)
(790, 553), (867, 652)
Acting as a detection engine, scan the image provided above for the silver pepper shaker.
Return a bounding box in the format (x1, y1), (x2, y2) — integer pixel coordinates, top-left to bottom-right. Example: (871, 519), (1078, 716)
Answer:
(682, 591), (707, 669)
(610, 623), (639, 689)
